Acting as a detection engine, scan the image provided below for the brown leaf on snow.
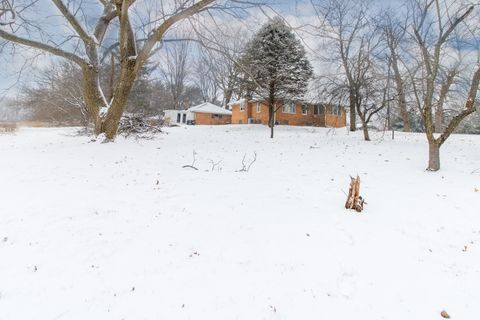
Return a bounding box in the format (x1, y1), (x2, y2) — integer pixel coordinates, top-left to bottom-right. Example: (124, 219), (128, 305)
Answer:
(441, 310), (450, 318)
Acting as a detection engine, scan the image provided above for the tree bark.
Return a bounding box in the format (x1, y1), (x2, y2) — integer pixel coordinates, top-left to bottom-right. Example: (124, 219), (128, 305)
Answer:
(427, 142), (440, 171)
(362, 122), (370, 141)
(345, 175), (364, 212)
(434, 106), (443, 133)
(270, 119), (274, 138)
(268, 81), (275, 139)
(268, 103), (274, 138)
(434, 68), (457, 133)
(81, 65), (105, 135)
(349, 94), (356, 131)
(108, 52), (115, 102)
(103, 60), (137, 139)
(391, 56), (410, 132)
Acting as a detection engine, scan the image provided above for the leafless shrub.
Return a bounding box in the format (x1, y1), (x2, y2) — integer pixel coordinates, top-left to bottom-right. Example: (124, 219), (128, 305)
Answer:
(182, 150), (199, 170)
(236, 152), (257, 172)
(208, 159), (222, 172)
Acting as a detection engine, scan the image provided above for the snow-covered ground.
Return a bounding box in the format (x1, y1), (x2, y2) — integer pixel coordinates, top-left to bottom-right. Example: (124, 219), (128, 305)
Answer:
(0, 125), (479, 319)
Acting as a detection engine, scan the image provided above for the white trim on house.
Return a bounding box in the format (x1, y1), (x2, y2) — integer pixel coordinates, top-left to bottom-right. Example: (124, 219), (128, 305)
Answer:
(256, 102), (261, 113)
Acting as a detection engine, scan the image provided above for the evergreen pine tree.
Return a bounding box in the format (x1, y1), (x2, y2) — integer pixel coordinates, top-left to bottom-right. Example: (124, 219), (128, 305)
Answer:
(240, 17), (313, 138)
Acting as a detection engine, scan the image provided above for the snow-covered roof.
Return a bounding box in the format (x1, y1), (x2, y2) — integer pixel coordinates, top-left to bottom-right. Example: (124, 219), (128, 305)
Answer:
(227, 96), (264, 106)
(227, 99), (244, 106)
(188, 103), (232, 115)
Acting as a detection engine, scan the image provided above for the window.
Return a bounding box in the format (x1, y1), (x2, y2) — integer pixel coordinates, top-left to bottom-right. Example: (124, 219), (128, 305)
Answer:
(301, 105), (308, 115)
(211, 114), (223, 119)
(331, 105), (341, 116)
(282, 102), (296, 114)
(256, 102), (261, 113)
(177, 113), (181, 123)
(182, 113), (186, 123)
(314, 104), (325, 115)
(239, 100), (245, 112)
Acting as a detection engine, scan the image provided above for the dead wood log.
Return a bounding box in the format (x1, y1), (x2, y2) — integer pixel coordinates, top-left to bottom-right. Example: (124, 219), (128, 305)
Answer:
(345, 175), (365, 212)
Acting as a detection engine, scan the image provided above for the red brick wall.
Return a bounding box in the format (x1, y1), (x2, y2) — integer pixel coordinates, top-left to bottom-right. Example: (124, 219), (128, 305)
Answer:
(249, 101), (269, 124)
(231, 101), (249, 124)
(324, 105), (347, 128)
(194, 112), (232, 125)
(275, 103), (324, 126)
(230, 100), (346, 127)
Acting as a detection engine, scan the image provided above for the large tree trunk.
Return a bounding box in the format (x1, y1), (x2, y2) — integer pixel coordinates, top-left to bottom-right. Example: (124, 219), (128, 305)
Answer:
(108, 52), (115, 102)
(268, 103), (274, 138)
(270, 120), (274, 138)
(103, 60), (137, 140)
(434, 106), (443, 133)
(349, 94), (356, 131)
(82, 65), (105, 135)
(362, 121), (370, 141)
(82, 58), (137, 140)
(268, 81), (275, 139)
(427, 142), (440, 171)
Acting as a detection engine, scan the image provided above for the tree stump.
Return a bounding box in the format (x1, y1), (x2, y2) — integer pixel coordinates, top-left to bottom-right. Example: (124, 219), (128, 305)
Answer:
(345, 175), (365, 212)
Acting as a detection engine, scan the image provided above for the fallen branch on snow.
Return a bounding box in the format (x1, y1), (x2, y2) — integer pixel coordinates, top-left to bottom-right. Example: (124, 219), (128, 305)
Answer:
(117, 114), (163, 138)
(182, 150), (199, 170)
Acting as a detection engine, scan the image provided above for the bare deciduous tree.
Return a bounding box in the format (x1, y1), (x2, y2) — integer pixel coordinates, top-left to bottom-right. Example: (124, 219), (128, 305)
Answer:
(408, 0), (480, 171)
(379, 10), (412, 132)
(312, 0), (370, 132)
(194, 48), (220, 104)
(159, 40), (190, 110)
(21, 61), (89, 126)
(194, 24), (249, 108)
(0, 0), (217, 140)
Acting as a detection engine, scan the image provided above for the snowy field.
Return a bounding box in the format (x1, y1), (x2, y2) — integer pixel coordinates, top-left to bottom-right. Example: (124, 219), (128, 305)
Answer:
(0, 125), (479, 320)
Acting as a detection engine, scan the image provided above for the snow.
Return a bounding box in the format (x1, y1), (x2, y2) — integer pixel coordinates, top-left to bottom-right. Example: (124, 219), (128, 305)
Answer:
(0, 125), (479, 319)
(188, 102), (232, 115)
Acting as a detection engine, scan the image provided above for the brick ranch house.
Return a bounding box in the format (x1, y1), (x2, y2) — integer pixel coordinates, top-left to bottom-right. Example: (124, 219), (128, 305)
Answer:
(227, 98), (346, 127)
(163, 102), (232, 125)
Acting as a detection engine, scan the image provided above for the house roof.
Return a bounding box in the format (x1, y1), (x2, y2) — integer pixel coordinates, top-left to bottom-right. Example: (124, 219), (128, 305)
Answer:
(227, 99), (244, 106)
(188, 103), (232, 115)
